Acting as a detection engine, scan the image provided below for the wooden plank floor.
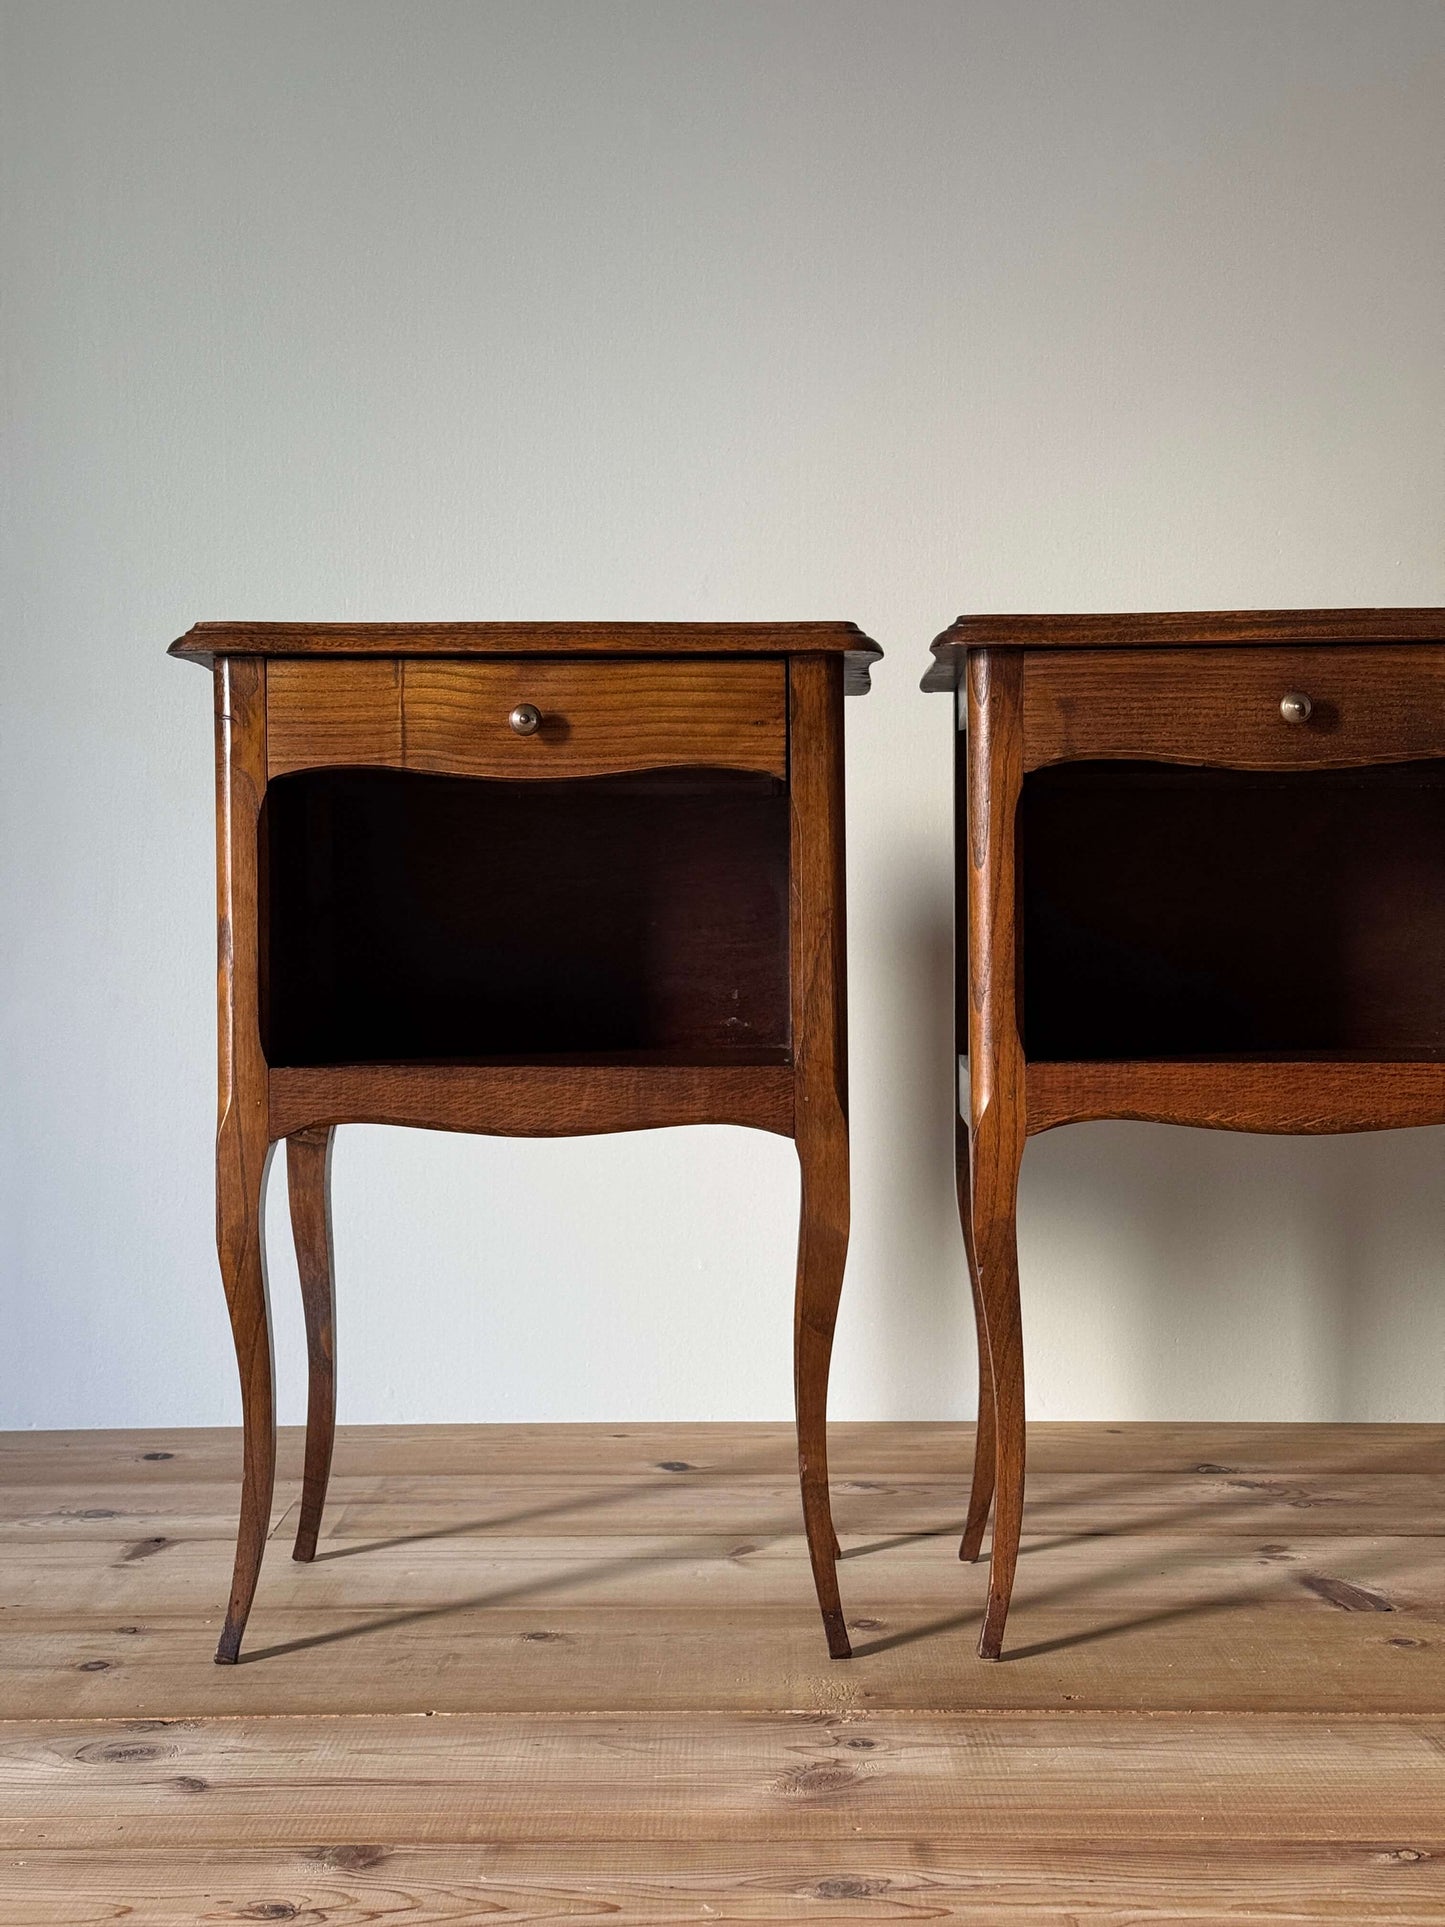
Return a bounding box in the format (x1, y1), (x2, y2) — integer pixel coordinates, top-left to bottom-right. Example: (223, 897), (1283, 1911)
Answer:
(2, 1421), (1443, 1921)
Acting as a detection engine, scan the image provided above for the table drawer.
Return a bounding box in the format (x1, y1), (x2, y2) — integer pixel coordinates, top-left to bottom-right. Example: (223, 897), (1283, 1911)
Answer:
(1022, 646), (1445, 771)
(267, 658), (788, 781)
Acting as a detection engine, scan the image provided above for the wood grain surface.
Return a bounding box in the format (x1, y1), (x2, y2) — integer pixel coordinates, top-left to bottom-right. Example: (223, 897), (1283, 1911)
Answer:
(1017, 761), (1445, 1063)
(943, 615), (1445, 1673)
(963, 651), (1028, 1657)
(267, 658), (789, 779)
(171, 620), (884, 691)
(3, 1422), (1444, 1923)
(922, 606), (1445, 688)
(787, 655), (851, 1658)
(954, 704), (996, 1570)
(7, 1422), (1443, 1720)
(285, 1128), (336, 1563)
(187, 633), (860, 1664)
(1021, 645), (1445, 771)
(267, 1060), (795, 1139)
(211, 658), (276, 1667)
(1027, 1058), (1445, 1134)
(262, 768), (792, 1066)
(264, 657), (403, 772)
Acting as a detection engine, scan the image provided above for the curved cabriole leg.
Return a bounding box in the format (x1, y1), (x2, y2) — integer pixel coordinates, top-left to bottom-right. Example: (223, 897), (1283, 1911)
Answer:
(962, 645), (1027, 1660)
(213, 654), (275, 1667)
(972, 1109), (1025, 1660)
(794, 1115), (851, 1660)
(215, 1130), (275, 1665)
(788, 655), (852, 1657)
(957, 1121), (997, 1563)
(288, 1126), (337, 1563)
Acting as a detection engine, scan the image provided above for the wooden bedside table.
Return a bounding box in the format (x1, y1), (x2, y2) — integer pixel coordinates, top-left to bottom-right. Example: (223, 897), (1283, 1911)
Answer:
(170, 620), (881, 1663)
(923, 607), (1445, 1659)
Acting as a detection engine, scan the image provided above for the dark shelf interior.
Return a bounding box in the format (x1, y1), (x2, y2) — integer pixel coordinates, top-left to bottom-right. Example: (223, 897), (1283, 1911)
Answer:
(1021, 760), (1445, 1062)
(262, 767), (790, 1066)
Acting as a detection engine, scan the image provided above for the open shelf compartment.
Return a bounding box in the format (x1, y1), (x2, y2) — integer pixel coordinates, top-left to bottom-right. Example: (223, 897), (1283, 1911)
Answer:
(261, 766), (791, 1068)
(1020, 759), (1445, 1064)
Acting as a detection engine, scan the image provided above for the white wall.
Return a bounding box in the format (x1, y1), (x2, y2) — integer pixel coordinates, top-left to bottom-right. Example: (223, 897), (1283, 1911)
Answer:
(4, 0), (1444, 1431)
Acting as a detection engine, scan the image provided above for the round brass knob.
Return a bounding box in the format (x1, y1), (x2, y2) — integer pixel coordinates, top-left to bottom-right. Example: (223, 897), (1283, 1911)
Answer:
(509, 703), (542, 736)
(1279, 691), (1313, 725)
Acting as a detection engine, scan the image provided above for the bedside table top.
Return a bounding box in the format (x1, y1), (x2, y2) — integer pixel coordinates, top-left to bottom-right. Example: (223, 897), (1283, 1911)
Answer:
(922, 607), (1445, 690)
(171, 620), (883, 692)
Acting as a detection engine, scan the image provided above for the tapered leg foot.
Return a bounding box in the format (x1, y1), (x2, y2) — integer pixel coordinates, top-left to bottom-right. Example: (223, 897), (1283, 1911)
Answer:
(977, 1304), (1024, 1659)
(971, 1118), (1025, 1661)
(287, 1127), (337, 1563)
(956, 1124), (996, 1562)
(959, 1398), (996, 1563)
(795, 1119), (851, 1660)
(215, 1132), (276, 1666)
(214, 1621), (245, 1666)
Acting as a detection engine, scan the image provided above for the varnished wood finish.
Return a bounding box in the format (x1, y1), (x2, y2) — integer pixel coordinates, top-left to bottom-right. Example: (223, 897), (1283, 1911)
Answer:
(1028, 1059), (1445, 1135)
(212, 658), (276, 1666)
(6, 1423), (1445, 1924)
(269, 1061), (795, 1140)
(172, 618), (883, 692)
(965, 651), (1028, 1659)
(267, 658), (788, 780)
(265, 659), (402, 773)
(1023, 645), (1445, 771)
(787, 656), (851, 1661)
(933, 607), (1445, 1658)
(181, 621), (874, 1661)
(953, 717), (995, 1565)
(286, 1128), (336, 1563)
(264, 768), (791, 1065)
(922, 604), (1445, 688)
(956, 1118), (995, 1564)
(408, 659), (786, 780)
(1021, 762), (1445, 1063)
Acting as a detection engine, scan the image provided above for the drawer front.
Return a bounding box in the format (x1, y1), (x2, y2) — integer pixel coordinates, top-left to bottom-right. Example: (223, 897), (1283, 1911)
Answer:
(1023, 646), (1445, 772)
(267, 659), (403, 774)
(267, 659), (787, 780)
